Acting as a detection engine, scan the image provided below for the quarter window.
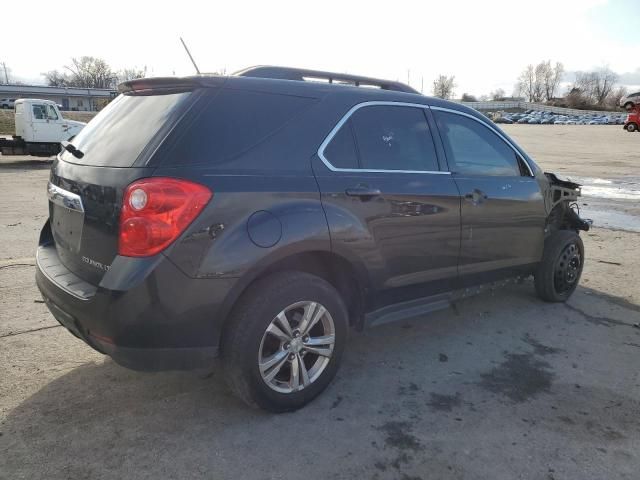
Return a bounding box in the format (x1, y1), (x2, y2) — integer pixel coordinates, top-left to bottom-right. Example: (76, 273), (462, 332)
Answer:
(434, 111), (524, 176)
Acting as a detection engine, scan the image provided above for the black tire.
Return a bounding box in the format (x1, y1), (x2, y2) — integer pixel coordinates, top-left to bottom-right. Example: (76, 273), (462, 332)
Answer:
(626, 123), (638, 133)
(535, 230), (584, 302)
(221, 271), (348, 412)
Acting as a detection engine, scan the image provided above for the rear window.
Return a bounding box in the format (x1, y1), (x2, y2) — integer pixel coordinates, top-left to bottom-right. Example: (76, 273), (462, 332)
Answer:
(61, 92), (191, 167)
(160, 89), (316, 167)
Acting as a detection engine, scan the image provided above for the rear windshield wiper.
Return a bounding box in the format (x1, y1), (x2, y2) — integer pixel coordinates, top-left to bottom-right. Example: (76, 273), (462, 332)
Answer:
(61, 141), (84, 159)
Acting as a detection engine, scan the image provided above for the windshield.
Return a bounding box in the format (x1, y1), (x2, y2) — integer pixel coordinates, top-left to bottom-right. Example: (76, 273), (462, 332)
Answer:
(61, 92), (192, 167)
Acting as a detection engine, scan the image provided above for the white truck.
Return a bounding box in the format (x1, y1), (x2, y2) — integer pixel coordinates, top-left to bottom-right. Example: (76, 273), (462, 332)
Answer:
(0, 99), (86, 156)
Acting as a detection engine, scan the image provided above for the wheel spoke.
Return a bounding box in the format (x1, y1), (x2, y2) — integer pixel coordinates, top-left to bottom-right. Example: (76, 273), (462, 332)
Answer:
(305, 334), (335, 347)
(298, 354), (310, 387)
(260, 350), (289, 382)
(266, 322), (291, 343)
(303, 345), (333, 357)
(296, 302), (317, 334)
(274, 311), (293, 338)
(299, 302), (326, 336)
(289, 353), (300, 390)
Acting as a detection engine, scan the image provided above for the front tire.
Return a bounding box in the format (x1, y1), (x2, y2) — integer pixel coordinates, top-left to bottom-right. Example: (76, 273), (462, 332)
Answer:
(535, 230), (584, 302)
(221, 271), (348, 412)
(626, 123), (638, 132)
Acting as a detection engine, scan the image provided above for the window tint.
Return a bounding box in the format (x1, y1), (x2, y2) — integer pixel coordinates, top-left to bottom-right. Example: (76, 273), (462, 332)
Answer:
(61, 92), (191, 167)
(350, 105), (439, 171)
(323, 120), (358, 169)
(165, 89), (315, 166)
(434, 111), (522, 176)
(32, 105), (46, 120)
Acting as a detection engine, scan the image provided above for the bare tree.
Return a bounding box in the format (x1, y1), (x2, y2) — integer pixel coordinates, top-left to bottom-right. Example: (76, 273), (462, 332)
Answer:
(541, 61), (564, 100)
(592, 67), (618, 105)
(44, 70), (69, 87)
(118, 66), (147, 84)
(461, 93), (478, 102)
(607, 85), (627, 109)
(432, 75), (456, 99)
(64, 56), (118, 89)
(516, 65), (536, 102)
(490, 88), (506, 101)
(516, 61), (564, 103)
(573, 68), (619, 106)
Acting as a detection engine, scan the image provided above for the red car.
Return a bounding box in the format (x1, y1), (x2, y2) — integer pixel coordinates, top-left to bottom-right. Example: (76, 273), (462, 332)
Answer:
(624, 106), (639, 132)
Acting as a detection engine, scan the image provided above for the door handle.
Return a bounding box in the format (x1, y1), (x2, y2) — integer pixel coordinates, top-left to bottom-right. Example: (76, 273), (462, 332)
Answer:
(464, 188), (488, 204)
(345, 185), (382, 199)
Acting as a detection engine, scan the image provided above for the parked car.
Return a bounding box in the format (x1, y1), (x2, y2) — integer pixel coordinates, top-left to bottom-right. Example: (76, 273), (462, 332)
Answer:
(35, 66), (590, 411)
(624, 108), (639, 132)
(0, 98), (16, 109)
(620, 92), (640, 110)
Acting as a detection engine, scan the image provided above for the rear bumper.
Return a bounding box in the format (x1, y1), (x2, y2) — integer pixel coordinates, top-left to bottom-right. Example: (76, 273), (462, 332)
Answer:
(36, 243), (237, 371)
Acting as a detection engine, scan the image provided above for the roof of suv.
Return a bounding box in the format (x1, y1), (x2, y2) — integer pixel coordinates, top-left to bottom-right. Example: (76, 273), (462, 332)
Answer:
(118, 65), (487, 125)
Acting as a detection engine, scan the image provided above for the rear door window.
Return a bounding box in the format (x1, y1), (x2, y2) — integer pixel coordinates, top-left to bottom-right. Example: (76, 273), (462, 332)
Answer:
(350, 105), (439, 171)
(60, 92), (192, 167)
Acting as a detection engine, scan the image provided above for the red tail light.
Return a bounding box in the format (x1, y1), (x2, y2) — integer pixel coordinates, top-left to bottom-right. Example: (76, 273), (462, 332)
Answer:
(119, 178), (212, 257)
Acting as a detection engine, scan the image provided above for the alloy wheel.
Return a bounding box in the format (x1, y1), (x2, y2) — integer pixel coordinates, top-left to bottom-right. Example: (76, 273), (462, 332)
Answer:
(258, 301), (336, 394)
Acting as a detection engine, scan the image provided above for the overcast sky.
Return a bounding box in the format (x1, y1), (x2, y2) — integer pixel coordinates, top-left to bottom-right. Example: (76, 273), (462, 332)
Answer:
(2, 0), (639, 95)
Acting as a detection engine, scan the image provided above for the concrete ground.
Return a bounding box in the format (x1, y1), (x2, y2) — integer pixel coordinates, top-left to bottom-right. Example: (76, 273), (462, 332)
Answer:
(1, 126), (639, 480)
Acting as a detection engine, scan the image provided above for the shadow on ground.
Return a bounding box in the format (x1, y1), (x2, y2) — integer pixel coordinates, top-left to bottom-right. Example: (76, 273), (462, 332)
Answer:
(2, 283), (639, 479)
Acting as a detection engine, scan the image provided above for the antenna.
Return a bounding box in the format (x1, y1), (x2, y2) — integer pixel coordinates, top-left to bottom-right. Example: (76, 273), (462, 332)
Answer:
(180, 37), (200, 74)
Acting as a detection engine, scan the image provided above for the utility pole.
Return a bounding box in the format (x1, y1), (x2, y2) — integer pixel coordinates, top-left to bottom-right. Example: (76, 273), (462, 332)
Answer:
(421, 76), (424, 94)
(407, 69), (410, 86)
(1, 62), (8, 84)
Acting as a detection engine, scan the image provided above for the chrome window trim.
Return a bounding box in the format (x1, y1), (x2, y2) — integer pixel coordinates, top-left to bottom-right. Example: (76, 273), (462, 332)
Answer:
(317, 101), (451, 175)
(430, 106), (535, 177)
(47, 181), (84, 213)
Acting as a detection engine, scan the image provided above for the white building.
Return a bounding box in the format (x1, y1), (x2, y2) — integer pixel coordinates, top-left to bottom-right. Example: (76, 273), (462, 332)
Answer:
(0, 84), (117, 111)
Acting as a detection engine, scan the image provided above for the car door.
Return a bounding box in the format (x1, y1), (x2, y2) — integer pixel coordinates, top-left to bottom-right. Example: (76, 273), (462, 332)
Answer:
(432, 108), (546, 282)
(312, 102), (461, 309)
(31, 103), (61, 142)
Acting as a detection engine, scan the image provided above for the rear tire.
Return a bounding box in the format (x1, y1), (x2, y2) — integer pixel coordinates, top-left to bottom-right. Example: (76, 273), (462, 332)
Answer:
(535, 230), (584, 302)
(626, 123), (638, 132)
(221, 271), (348, 412)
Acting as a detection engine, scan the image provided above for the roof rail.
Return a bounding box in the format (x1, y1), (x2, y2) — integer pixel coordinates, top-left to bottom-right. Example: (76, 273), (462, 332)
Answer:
(234, 66), (420, 94)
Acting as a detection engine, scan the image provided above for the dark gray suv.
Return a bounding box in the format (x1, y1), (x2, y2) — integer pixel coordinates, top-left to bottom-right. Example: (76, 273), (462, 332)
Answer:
(35, 66), (589, 411)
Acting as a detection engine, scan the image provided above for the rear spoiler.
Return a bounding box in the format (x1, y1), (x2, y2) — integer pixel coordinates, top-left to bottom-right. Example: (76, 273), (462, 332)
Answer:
(118, 76), (226, 95)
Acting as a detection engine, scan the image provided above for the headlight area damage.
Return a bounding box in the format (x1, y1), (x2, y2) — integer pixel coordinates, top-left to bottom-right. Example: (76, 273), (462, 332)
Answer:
(543, 172), (592, 233)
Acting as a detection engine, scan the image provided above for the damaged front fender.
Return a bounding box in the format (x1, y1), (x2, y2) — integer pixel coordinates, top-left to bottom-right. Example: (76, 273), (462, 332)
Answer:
(543, 172), (591, 232)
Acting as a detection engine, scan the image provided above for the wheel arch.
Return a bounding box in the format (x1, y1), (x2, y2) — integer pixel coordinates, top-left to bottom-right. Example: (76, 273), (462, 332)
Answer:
(218, 249), (371, 342)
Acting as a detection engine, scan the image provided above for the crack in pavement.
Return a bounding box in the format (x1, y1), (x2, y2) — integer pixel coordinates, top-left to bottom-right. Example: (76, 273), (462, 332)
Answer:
(0, 257), (36, 268)
(564, 303), (631, 328)
(0, 325), (61, 339)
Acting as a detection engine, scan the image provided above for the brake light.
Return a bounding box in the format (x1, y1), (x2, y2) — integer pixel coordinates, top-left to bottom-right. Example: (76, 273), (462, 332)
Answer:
(119, 177), (212, 257)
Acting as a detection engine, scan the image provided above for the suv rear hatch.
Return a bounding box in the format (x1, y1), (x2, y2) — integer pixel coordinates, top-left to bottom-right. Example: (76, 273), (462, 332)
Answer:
(47, 81), (205, 285)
